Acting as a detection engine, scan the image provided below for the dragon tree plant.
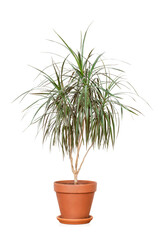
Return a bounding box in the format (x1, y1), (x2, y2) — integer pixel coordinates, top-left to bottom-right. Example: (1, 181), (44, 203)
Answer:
(16, 26), (142, 184)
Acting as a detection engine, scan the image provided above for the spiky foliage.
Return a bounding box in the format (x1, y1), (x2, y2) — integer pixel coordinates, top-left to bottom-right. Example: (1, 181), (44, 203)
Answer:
(16, 27), (142, 183)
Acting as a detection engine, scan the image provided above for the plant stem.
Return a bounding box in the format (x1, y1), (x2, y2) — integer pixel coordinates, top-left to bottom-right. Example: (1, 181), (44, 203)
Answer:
(69, 120), (93, 184)
(69, 134), (78, 184)
(75, 119), (84, 171)
(69, 134), (74, 174)
(74, 171), (78, 184)
(77, 143), (93, 174)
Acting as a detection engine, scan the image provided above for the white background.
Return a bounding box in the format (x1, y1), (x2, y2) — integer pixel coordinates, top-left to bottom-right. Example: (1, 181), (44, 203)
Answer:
(0, 0), (160, 239)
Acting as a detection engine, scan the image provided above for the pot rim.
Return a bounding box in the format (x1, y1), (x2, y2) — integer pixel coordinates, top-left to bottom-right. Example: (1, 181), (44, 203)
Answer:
(54, 180), (97, 194)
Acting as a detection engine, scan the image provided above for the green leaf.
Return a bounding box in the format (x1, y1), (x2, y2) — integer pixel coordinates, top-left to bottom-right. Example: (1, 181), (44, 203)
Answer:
(29, 65), (60, 90)
(81, 23), (92, 60)
(88, 53), (104, 78)
(53, 30), (80, 67)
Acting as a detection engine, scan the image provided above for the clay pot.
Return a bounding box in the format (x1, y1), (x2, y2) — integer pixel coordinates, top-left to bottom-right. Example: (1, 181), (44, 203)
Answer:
(54, 180), (97, 224)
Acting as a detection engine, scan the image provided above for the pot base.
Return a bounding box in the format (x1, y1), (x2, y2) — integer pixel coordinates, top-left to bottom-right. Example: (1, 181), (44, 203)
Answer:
(57, 215), (93, 225)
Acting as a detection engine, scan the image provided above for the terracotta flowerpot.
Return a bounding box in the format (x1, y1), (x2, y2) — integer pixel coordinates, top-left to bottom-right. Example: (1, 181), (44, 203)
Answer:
(54, 180), (97, 224)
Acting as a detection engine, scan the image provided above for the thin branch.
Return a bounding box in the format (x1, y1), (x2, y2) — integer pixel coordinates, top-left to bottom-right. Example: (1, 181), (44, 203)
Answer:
(75, 119), (85, 171)
(77, 143), (93, 174)
(75, 137), (83, 171)
(69, 134), (75, 173)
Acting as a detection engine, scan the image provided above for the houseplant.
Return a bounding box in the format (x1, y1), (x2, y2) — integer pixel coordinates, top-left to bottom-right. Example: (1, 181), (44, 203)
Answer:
(16, 26), (142, 224)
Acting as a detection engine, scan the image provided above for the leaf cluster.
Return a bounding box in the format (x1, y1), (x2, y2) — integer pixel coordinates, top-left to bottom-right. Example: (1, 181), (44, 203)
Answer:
(16, 27), (142, 156)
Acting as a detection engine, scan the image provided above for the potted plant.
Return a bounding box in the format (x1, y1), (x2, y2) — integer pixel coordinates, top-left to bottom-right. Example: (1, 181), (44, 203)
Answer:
(15, 26), (143, 224)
